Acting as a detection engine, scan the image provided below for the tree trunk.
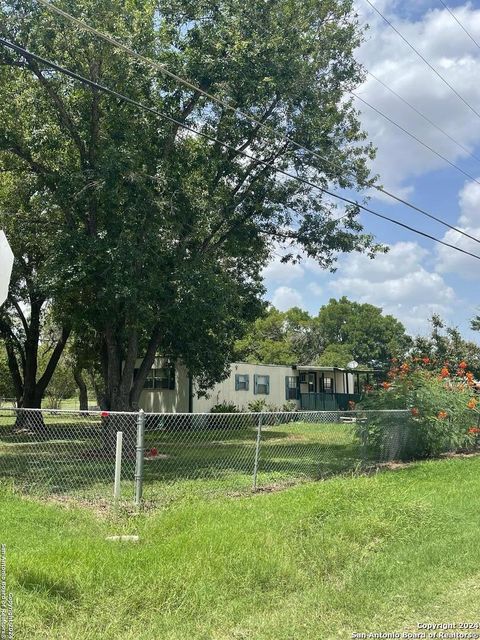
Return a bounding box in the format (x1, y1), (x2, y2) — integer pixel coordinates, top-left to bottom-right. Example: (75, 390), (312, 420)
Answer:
(101, 328), (138, 457)
(73, 367), (88, 410)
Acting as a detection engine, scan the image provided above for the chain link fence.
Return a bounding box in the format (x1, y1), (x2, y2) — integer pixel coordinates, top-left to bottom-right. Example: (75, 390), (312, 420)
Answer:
(0, 407), (413, 506)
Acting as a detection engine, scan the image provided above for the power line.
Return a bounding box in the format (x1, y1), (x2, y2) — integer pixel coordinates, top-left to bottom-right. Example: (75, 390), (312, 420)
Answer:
(2, 37), (480, 263)
(438, 0), (480, 51)
(26, 0), (480, 246)
(352, 90), (480, 187)
(366, 70), (480, 165)
(363, 0), (480, 122)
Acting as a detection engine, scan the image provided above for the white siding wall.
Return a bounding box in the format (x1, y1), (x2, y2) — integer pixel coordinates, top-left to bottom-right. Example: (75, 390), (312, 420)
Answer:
(192, 362), (297, 412)
(138, 358), (190, 413)
(137, 359), (362, 414)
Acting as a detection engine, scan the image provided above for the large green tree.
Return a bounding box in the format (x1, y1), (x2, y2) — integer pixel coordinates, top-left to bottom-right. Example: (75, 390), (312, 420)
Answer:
(236, 298), (411, 367)
(235, 307), (314, 365)
(0, 186), (70, 407)
(413, 314), (480, 375)
(315, 297), (411, 366)
(0, 0), (381, 410)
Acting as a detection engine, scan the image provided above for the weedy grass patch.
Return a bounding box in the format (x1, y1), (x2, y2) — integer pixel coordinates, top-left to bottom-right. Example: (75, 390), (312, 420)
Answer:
(3, 456), (480, 639)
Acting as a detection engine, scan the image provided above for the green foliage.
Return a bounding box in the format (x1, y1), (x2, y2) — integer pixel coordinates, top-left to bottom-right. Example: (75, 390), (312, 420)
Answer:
(359, 361), (478, 459)
(235, 307), (312, 365)
(315, 343), (354, 367)
(281, 400), (298, 412)
(0, 345), (15, 398)
(0, 0), (381, 409)
(316, 297), (412, 367)
(247, 398), (270, 412)
(210, 402), (238, 414)
(236, 298), (411, 367)
(417, 315), (480, 376)
(43, 353), (77, 409)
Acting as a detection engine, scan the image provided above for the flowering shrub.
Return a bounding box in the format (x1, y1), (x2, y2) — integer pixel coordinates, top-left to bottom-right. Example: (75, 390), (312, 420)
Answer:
(359, 358), (479, 459)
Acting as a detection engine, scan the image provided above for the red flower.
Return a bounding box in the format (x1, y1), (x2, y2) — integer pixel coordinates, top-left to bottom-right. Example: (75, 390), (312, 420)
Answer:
(411, 407), (419, 417)
(468, 427), (480, 434)
(440, 367), (449, 379)
(150, 447), (158, 457)
(422, 357), (430, 364)
(459, 361), (468, 369)
(381, 382), (392, 390)
(437, 411), (448, 420)
(101, 411), (109, 417)
(400, 363), (409, 373)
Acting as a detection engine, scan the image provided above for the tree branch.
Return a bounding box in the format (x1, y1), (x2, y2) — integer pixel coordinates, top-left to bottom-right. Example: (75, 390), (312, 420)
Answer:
(36, 326), (71, 397)
(25, 58), (88, 166)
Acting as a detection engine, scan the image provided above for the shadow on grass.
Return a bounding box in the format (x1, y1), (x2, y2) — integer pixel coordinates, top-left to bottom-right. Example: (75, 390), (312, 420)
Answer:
(17, 570), (80, 602)
(0, 420), (364, 495)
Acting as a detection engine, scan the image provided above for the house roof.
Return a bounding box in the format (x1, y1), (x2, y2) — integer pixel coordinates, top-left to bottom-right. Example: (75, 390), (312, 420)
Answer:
(294, 365), (375, 373)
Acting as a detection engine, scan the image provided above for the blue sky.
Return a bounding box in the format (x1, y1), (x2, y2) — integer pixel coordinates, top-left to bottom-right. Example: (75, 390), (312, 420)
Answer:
(263, 0), (480, 340)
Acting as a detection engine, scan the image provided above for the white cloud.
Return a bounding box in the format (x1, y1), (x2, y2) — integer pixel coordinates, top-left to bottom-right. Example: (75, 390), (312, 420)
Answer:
(435, 178), (480, 278)
(355, 2), (480, 195)
(262, 257), (304, 284)
(330, 241), (456, 334)
(271, 286), (304, 310)
(307, 282), (323, 297)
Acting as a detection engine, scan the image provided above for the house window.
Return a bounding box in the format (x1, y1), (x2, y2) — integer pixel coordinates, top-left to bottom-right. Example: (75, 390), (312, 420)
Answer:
(254, 374), (270, 395)
(139, 367), (175, 390)
(322, 377), (333, 393)
(285, 376), (299, 400)
(307, 373), (316, 393)
(235, 374), (249, 391)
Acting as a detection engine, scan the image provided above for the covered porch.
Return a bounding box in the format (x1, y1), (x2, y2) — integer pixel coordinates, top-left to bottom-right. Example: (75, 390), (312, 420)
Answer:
(294, 365), (373, 411)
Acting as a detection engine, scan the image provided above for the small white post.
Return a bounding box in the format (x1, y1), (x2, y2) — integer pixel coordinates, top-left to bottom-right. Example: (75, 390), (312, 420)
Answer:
(252, 414), (263, 490)
(114, 431), (123, 504)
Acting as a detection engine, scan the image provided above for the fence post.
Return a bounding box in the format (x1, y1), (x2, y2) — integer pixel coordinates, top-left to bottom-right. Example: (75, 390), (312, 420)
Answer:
(252, 413), (263, 491)
(134, 409), (145, 508)
(113, 431), (123, 505)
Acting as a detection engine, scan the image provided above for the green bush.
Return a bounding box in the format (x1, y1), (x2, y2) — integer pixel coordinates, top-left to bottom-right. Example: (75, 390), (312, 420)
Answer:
(358, 361), (478, 460)
(247, 399), (269, 413)
(210, 402), (238, 414)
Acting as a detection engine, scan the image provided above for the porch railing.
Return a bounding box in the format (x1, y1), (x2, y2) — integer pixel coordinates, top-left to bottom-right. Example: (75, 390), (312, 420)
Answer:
(300, 392), (363, 411)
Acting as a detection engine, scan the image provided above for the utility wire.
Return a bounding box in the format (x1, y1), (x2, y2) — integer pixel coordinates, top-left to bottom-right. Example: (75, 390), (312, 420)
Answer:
(438, 0), (480, 51)
(366, 70), (480, 165)
(363, 0), (480, 122)
(352, 90), (480, 187)
(31, 0), (480, 245)
(1, 37), (480, 263)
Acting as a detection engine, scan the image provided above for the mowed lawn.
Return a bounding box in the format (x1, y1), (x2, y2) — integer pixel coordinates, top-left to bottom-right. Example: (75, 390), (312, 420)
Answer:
(0, 415), (364, 501)
(3, 456), (480, 639)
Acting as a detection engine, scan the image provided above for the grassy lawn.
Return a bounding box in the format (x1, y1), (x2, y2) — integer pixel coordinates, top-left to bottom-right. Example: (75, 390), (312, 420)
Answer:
(0, 413), (366, 502)
(3, 455), (480, 639)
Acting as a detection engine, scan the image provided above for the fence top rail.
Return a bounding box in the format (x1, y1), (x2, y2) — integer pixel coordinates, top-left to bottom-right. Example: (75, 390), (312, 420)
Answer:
(0, 408), (411, 417)
(0, 407), (141, 416)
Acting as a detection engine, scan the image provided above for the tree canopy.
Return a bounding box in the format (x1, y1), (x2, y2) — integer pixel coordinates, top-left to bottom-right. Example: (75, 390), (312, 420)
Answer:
(236, 298), (412, 367)
(0, 0), (381, 409)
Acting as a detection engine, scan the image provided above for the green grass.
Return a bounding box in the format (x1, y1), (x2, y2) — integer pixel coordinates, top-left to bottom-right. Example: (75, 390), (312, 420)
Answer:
(4, 455), (480, 639)
(0, 415), (364, 503)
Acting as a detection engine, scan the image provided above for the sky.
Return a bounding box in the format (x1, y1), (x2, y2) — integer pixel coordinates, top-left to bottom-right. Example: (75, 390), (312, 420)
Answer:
(262, 0), (480, 340)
